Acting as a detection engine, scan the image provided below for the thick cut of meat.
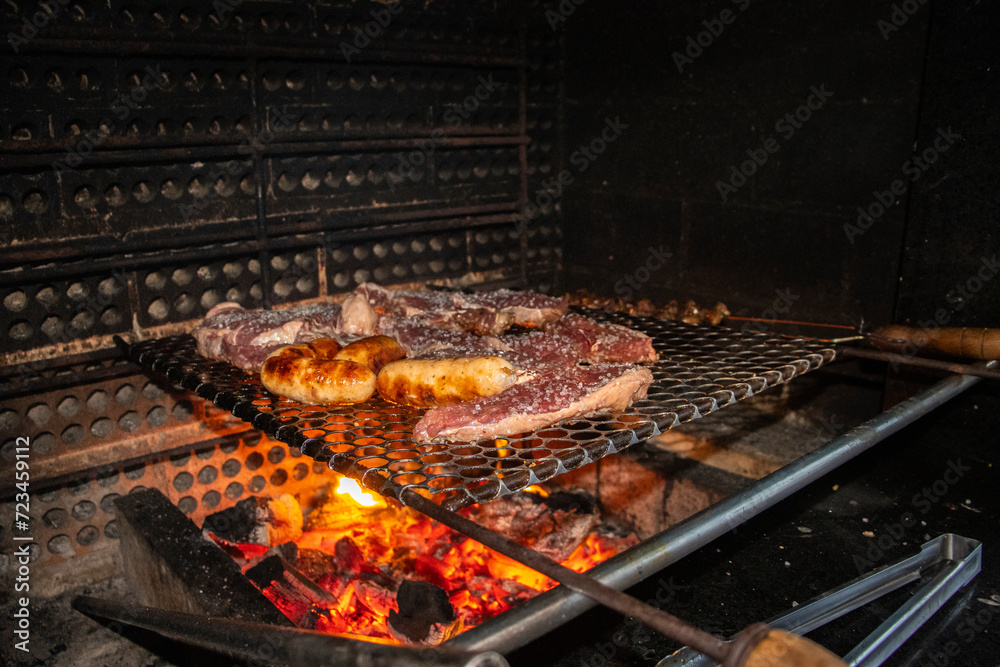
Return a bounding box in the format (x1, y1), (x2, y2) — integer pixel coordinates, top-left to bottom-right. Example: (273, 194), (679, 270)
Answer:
(462, 289), (567, 328)
(352, 283), (504, 335)
(412, 363), (653, 442)
(349, 283), (566, 336)
(545, 314), (657, 363)
(408, 307), (510, 337)
(377, 317), (508, 358)
(498, 330), (581, 368)
(193, 302), (342, 371)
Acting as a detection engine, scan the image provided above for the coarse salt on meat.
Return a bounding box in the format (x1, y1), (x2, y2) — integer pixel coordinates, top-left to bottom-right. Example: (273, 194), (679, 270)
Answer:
(377, 316), (508, 358)
(193, 302), (342, 371)
(412, 363), (652, 442)
(545, 313), (657, 363)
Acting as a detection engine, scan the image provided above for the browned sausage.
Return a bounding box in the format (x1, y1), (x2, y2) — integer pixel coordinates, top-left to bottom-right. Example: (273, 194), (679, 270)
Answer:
(333, 335), (406, 373)
(376, 357), (518, 407)
(260, 339), (375, 404)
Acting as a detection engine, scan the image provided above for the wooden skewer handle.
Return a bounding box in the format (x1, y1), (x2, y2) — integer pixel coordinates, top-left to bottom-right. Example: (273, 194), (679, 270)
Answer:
(870, 325), (1000, 360)
(739, 628), (847, 667)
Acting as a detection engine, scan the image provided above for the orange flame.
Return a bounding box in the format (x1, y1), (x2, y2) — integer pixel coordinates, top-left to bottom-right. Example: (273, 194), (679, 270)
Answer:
(248, 479), (636, 645)
(335, 477), (386, 508)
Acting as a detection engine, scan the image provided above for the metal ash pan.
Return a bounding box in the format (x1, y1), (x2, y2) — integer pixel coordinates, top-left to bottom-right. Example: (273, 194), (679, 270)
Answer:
(122, 311), (836, 511)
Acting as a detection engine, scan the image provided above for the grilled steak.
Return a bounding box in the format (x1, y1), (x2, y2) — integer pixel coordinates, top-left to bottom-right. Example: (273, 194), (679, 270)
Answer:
(462, 289), (568, 328)
(348, 283), (567, 336)
(377, 316), (508, 358)
(545, 314), (657, 363)
(193, 302), (342, 371)
(412, 363), (653, 442)
(192, 286), (657, 444)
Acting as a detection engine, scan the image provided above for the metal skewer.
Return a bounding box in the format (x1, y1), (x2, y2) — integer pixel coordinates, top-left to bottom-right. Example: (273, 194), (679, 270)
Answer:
(401, 489), (845, 667)
(724, 316), (1000, 381)
(836, 347), (1000, 381)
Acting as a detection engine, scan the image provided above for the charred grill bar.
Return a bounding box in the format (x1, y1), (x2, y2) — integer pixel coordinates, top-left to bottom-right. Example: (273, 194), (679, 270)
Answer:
(3, 0), (999, 665)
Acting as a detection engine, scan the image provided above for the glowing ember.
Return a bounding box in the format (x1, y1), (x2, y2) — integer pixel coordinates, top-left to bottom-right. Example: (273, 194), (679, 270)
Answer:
(226, 475), (637, 645)
(336, 477), (386, 508)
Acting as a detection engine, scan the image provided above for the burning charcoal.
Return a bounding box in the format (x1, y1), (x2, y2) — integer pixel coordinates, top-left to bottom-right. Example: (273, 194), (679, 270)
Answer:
(335, 536), (366, 574)
(462, 495), (549, 545)
(245, 555), (335, 628)
(267, 541), (299, 564)
(354, 579), (397, 617)
(539, 490), (596, 514)
(202, 494), (303, 546)
(534, 511), (598, 562)
(388, 580), (457, 645)
(295, 548), (340, 581)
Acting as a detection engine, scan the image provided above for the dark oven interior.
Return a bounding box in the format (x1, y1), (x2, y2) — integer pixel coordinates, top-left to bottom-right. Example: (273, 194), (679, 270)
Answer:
(2, 1), (999, 666)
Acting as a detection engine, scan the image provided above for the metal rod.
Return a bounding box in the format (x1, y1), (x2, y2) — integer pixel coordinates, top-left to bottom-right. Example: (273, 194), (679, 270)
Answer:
(837, 346), (1000, 381)
(401, 489), (732, 664)
(446, 370), (982, 654)
(1, 209), (518, 283)
(1, 135), (530, 169)
(72, 595), (508, 667)
(24, 37), (523, 67)
(725, 316), (858, 330)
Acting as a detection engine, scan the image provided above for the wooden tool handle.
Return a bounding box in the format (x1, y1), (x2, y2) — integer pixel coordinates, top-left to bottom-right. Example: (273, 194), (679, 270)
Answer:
(870, 325), (1000, 360)
(741, 629), (846, 667)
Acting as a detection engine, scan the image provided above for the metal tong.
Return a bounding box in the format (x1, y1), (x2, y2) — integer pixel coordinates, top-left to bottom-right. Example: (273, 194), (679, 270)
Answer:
(659, 533), (982, 667)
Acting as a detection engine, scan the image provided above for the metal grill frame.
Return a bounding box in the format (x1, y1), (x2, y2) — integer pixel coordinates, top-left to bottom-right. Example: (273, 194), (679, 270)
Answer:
(122, 310), (836, 511)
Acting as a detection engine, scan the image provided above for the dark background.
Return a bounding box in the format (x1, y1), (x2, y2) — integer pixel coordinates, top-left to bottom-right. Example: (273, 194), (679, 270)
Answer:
(533, 2), (1000, 664)
(559, 0), (999, 331)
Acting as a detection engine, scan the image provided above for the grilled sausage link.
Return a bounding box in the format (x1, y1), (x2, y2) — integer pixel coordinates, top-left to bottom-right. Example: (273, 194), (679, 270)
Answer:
(260, 339), (376, 405)
(376, 356), (518, 407)
(333, 335), (406, 373)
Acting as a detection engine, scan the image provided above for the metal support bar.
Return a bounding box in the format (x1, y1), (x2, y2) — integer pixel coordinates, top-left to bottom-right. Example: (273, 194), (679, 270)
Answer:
(72, 596), (508, 667)
(445, 370), (982, 654)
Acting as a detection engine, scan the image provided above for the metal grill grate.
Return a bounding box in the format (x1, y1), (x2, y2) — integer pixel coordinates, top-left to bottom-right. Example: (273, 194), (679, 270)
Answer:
(123, 312), (836, 510)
